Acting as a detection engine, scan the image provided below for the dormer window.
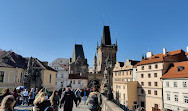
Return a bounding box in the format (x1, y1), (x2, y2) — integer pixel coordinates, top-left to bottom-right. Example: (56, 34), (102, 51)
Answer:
(177, 66), (184, 72)
(3, 58), (8, 63)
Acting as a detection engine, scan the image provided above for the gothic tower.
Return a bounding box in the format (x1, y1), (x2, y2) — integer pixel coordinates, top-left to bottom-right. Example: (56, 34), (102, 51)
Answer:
(69, 44), (88, 77)
(96, 26), (118, 74)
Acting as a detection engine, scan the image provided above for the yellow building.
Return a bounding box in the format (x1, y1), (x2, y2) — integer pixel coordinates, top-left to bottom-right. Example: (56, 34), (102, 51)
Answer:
(0, 50), (57, 92)
(0, 67), (25, 89)
(113, 59), (139, 110)
(0, 51), (26, 90)
(41, 68), (57, 91)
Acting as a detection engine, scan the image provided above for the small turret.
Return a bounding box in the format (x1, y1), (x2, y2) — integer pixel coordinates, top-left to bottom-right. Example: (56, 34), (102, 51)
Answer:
(142, 54), (144, 60)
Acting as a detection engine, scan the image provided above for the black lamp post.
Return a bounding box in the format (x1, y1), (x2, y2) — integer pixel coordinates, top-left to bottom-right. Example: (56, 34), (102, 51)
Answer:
(105, 56), (113, 100)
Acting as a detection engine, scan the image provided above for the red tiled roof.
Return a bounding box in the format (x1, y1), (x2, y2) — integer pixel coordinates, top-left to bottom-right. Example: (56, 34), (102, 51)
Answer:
(136, 49), (185, 66)
(69, 74), (87, 79)
(60, 64), (69, 71)
(161, 61), (188, 79)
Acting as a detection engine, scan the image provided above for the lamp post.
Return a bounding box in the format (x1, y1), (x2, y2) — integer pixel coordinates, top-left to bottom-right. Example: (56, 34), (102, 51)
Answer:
(105, 56), (113, 100)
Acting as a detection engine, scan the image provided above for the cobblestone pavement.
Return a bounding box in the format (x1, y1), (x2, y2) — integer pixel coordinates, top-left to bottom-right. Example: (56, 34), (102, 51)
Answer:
(60, 100), (90, 111)
(14, 100), (90, 111)
(14, 104), (33, 111)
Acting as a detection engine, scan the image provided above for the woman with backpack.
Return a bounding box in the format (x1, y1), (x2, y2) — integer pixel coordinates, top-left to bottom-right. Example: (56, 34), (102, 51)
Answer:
(34, 92), (53, 111)
(50, 91), (60, 111)
(86, 86), (102, 111)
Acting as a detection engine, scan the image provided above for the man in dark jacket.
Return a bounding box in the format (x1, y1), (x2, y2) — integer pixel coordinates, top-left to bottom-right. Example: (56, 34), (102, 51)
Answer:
(60, 85), (77, 111)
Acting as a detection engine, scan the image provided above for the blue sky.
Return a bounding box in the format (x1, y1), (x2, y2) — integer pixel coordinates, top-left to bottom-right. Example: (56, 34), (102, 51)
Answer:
(0, 0), (188, 67)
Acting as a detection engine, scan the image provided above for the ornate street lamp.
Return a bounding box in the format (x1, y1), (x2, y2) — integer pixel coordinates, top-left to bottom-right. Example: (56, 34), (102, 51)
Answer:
(105, 56), (113, 100)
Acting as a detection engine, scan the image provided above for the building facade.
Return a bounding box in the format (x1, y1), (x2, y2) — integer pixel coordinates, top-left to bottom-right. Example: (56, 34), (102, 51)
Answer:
(69, 44), (88, 77)
(0, 50), (57, 91)
(136, 49), (188, 111)
(0, 51), (27, 89)
(161, 61), (188, 111)
(68, 74), (88, 89)
(50, 58), (69, 90)
(113, 59), (139, 110)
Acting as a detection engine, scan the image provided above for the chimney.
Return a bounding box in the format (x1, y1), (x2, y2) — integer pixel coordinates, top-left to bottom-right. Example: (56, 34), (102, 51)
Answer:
(163, 48), (167, 55)
(42, 61), (48, 66)
(146, 51), (152, 58)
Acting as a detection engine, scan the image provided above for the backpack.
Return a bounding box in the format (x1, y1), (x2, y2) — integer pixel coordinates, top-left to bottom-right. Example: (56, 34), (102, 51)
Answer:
(88, 93), (99, 110)
(63, 91), (73, 104)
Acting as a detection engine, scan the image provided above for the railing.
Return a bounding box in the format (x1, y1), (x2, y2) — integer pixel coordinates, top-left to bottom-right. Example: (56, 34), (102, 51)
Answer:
(101, 94), (124, 111)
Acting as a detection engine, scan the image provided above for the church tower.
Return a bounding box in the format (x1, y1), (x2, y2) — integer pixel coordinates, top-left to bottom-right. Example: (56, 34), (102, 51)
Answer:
(96, 26), (118, 74)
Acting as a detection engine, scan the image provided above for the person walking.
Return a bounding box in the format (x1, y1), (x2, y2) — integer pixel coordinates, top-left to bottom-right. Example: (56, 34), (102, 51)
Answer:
(34, 92), (52, 111)
(50, 91), (60, 111)
(12, 88), (18, 106)
(58, 88), (62, 99)
(86, 86), (102, 111)
(22, 89), (29, 105)
(60, 85), (77, 111)
(0, 95), (15, 111)
(12, 88), (18, 100)
(81, 88), (89, 104)
(28, 88), (35, 106)
(75, 88), (81, 106)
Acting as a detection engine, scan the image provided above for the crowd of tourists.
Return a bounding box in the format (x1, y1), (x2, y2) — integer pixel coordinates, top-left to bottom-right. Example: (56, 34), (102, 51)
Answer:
(0, 85), (102, 111)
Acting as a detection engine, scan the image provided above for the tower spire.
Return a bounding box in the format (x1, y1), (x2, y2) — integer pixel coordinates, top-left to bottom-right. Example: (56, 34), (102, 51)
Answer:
(101, 26), (111, 46)
(97, 41), (99, 48)
(115, 37), (117, 46)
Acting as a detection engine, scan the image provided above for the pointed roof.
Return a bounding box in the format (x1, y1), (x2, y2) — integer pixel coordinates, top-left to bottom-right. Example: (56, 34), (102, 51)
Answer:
(94, 54), (97, 59)
(101, 26), (111, 45)
(72, 44), (85, 62)
(0, 51), (27, 68)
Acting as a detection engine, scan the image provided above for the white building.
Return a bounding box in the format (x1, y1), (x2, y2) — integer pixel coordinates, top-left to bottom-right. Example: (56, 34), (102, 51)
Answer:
(50, 58), (69, 90)
(136, 49), (188, 111)
(68, 74), (88, 90)
(161, 61), (188, 111)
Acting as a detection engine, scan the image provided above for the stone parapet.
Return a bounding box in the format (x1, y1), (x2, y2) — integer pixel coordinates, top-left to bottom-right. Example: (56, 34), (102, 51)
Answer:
(101, 95), (123, 111)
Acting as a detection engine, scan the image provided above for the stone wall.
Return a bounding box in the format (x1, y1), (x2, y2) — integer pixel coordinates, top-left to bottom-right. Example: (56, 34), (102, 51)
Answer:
(101, 95), (123, 111)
